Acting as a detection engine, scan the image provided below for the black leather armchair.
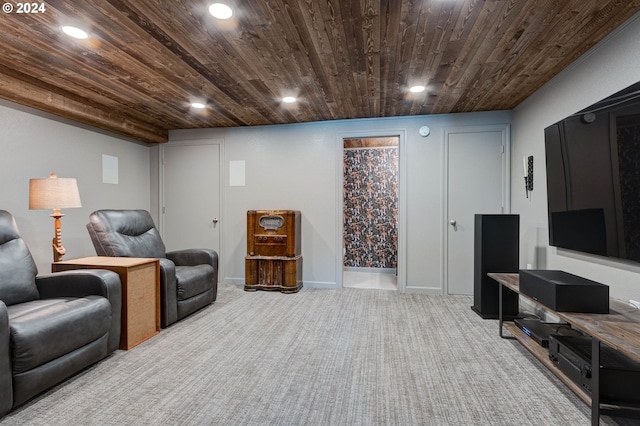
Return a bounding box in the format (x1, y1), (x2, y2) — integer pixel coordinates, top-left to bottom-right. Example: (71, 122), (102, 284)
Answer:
(0, 210), (121, 417)
(86, 209), (217, 328)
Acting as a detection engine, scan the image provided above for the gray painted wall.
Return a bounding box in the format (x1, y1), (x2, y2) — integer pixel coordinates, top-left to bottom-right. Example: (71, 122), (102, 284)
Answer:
(0, 100), (151, 275)
(169, 111), (512, 293)
(512, 13), (640, 301)
(1, 94), (511, 293)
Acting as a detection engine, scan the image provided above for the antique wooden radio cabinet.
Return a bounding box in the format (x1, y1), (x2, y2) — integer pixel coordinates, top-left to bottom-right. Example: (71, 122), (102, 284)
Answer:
(245, 210), (302, 293)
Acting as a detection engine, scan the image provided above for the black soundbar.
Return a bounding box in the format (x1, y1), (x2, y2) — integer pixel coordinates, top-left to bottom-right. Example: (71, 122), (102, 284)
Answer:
(519, 270), (609, 314)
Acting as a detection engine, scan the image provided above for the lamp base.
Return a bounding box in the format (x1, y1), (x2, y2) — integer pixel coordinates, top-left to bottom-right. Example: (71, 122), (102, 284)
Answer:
(52, 237), (66, 262)
(51, 210), (66, 262)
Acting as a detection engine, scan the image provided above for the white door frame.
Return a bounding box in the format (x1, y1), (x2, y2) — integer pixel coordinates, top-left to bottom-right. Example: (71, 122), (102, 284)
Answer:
(442, 124), (511, 295)
(159, 138), (224, 280)
(336, 129), (408, 292)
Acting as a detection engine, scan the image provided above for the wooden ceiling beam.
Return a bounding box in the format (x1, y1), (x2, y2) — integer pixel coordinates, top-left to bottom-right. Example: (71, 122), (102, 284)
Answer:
(0, 65), (167, 144)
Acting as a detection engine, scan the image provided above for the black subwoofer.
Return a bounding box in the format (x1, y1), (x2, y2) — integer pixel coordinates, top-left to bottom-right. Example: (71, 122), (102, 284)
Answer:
(472, 214), (520, 319)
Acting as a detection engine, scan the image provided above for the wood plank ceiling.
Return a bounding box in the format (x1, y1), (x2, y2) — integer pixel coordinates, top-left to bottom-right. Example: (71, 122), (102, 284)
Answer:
(0, 0), (639, 144)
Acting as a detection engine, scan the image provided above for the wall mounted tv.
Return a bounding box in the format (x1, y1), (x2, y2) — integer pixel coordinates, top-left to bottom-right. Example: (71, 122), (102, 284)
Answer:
(544, 81), (640, 264)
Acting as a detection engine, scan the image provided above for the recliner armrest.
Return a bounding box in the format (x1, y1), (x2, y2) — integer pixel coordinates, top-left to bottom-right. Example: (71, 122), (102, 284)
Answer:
(36, 269), (122, 353)
(166, 249), (218, 306)
(158, 258), (178, 328)
(166, 249), (218, 268)
(0, 301), (12, 417)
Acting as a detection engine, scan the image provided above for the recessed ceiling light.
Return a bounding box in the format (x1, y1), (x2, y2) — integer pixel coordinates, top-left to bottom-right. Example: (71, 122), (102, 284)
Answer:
(409, 85), (426, 93)
(282, 96), (296, 103)
(209, 3), (233, 19)
(191, 102), (206, 109)
(61, 26), (88, 40)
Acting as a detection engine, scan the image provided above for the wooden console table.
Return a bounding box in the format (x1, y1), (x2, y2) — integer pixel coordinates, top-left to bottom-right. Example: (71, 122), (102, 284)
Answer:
(53, 256), (160, 350)
(489, 273), (640, 425)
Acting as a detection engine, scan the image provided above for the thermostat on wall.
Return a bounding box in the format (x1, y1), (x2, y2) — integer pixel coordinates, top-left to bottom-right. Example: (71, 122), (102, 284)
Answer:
(419, 126), (430, 137)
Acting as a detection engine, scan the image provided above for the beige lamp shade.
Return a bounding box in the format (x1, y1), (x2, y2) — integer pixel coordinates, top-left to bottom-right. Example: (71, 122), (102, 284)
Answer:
(29, 173), (82, 210)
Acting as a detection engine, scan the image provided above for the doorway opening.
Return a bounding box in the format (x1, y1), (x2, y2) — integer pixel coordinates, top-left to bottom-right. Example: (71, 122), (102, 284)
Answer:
(342, 136), (399, 290)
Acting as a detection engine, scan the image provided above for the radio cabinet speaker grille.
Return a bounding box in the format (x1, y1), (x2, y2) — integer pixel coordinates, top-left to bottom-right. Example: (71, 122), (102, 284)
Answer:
(245, 210), (302, 293)
(247, 210), (301, 257)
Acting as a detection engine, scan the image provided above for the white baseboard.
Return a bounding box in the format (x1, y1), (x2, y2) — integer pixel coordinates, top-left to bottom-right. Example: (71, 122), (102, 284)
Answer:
(405, 286), (444, 295)
(224, 277), (339, 289)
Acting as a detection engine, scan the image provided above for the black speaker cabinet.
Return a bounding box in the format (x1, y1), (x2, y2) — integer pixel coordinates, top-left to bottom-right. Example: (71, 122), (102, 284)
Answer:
(472, 214), (520, 319)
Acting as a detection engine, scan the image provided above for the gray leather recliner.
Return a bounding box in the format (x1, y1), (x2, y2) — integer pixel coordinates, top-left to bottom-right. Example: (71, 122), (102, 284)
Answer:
(86, 209), (218, 328)
(0, 210), (121, 417)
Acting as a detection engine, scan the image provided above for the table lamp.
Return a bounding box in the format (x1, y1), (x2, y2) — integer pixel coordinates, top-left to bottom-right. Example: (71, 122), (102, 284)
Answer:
(29, 173), (82, 262)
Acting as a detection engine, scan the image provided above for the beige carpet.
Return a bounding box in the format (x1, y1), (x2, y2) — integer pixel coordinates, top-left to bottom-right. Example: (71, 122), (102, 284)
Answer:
(0, 283), (625, 425)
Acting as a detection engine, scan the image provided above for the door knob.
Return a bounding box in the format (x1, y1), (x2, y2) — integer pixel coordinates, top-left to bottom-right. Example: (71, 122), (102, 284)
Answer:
(212, 218), (219, 224)
(449, 220), (457, 226)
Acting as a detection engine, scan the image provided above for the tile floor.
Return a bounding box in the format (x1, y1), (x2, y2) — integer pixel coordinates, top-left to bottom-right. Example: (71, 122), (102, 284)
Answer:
(343, 270), (397, 290)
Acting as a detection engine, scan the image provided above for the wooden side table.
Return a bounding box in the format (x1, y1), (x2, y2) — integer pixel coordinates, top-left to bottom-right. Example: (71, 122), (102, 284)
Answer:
(52, 256), (160, 350)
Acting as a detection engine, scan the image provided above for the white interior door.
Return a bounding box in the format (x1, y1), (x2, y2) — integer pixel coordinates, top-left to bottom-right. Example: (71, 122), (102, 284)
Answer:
(162, 141), (221, 254)
(446, 127), (507, 295)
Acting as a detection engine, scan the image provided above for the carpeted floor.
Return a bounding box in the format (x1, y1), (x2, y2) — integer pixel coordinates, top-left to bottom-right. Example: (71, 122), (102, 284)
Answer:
(0, 283), (626, 425)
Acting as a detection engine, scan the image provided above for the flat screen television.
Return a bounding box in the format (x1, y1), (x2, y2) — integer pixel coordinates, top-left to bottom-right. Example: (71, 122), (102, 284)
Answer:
(544, 81), (640, 263)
